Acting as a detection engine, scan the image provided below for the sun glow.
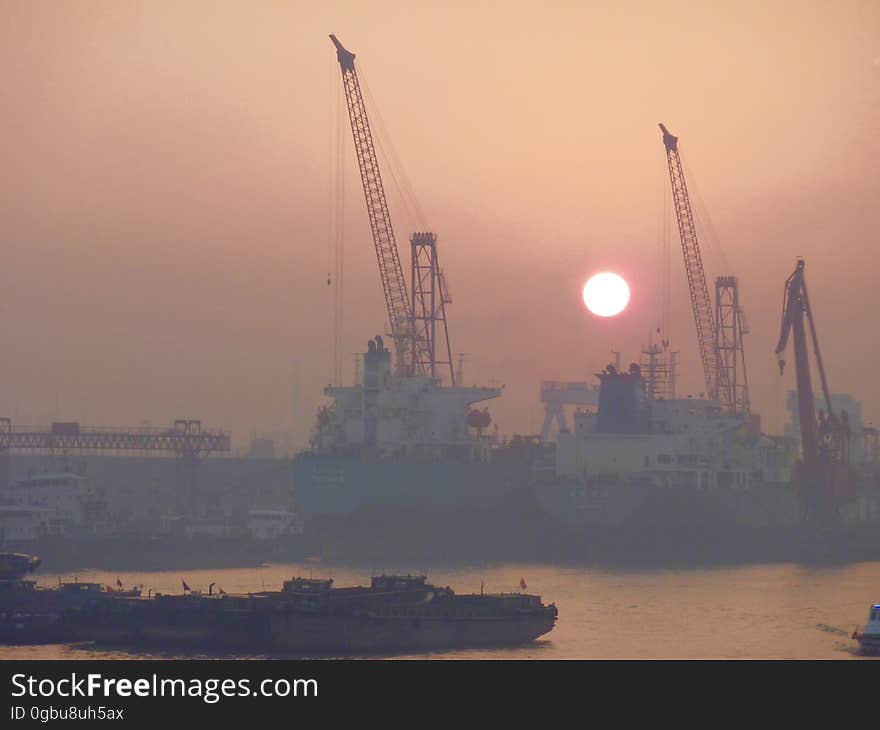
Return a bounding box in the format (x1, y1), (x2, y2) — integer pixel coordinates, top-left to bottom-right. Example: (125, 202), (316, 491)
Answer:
(582, 272), (630, 317)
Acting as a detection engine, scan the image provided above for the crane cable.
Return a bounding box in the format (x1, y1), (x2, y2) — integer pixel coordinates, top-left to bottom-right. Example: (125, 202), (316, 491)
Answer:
(335, 75), (345, 387)
(681, 154), (730, 277)
(358, 61), (429, 233)
(326, 53), (334, 383)
(659, 152), (671, 348)
(327, 54), (345, 386)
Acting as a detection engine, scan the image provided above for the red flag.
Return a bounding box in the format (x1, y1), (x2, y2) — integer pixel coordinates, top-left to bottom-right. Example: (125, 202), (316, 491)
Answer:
(116, 578), (123, 588)
(182, 579), (191, 592)
(519, 578), (527, 590)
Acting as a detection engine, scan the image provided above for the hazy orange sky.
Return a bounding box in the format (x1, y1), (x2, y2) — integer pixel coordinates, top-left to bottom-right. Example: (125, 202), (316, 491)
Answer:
(0, 1), (877, 451)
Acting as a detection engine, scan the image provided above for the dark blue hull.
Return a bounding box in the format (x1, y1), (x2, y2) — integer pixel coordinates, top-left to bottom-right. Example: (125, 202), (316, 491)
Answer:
(291, 452), (533, 518)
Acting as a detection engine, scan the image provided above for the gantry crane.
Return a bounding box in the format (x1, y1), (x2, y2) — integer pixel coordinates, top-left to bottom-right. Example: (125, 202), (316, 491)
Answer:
(330, 35), (450, 379)
(0, 418), (230, 518)
(659, 123), (748, 413)
(775, 258), (850, 515)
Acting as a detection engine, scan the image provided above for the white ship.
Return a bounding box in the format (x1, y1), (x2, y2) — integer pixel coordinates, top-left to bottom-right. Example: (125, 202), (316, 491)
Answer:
(292, 336), (540, 522)
(311, 336), (500, 461)
(534, 363), (801, 533)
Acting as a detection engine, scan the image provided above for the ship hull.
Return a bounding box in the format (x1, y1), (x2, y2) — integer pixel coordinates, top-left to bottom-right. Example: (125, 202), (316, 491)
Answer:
(291, 452), (534, 519)
(532, 477), (880, 566)
(65, 611), (555, 654)
(290, 451), (554, 564)
(0, 610), (66, 644)
(533, 478), (803, 531)
(853, 633), (880, 656)
(34, 589), (557, 654)
(267, 613), (556, 653)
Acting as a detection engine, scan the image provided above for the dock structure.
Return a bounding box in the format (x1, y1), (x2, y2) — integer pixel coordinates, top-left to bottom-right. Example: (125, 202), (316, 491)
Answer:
(0, 419), (231, 517)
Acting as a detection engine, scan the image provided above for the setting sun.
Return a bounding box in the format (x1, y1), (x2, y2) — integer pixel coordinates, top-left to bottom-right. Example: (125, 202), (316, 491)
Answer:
(582, 272), (630, 317)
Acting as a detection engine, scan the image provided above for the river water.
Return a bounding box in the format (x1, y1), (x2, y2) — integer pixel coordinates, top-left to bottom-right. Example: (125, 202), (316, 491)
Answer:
(1, 560), (877, 659)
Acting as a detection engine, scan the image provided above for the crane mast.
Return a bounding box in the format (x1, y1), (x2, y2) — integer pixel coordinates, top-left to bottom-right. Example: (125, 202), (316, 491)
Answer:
(775, 260), (821, 464)
(659, 123), (748, 413)
(775, 258), (850, 514)
(775, 259), (846, 465)
(715, 276), (750, 414)
(330, 34), (427, 374)
(660, 123), (723, 402)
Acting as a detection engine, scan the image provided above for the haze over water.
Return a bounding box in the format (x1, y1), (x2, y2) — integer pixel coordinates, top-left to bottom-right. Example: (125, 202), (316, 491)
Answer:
(1, 561), (877, 659)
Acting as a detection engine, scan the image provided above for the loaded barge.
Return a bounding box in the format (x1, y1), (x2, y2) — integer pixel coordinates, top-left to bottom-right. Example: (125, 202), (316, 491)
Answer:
(70, 574), (557, 653)
(0, 557), (557, 654)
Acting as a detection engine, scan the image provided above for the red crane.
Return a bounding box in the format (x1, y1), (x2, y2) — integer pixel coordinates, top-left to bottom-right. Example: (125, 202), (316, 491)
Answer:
(775, 258), (850, 515)
(330, 34), (429, 374)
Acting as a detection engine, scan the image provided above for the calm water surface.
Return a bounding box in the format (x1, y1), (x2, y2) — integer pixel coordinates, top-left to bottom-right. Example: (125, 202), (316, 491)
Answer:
(2, 561), (877, 659)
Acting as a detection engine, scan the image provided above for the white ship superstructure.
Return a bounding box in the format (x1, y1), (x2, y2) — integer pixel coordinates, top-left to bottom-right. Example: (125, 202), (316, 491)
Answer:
(312, 336), (501, 461)
(553, 365), (795, 489)
(5, 473), (86, 536)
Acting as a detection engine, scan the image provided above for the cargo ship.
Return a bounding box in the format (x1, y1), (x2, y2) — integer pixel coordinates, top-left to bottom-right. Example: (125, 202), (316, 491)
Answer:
(533, 258), (880, 564)
(531, 362), (880, 565)
(293, 37), (545, 553)
(0, 469), (310, 572)
(292, 336), (543, 553)
(0, 551), (42, 580)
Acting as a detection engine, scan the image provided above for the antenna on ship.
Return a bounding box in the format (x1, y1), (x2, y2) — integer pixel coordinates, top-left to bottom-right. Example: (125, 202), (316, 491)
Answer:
(668, 350), (679, 400)
(456, 353), (469, 386)
(611, 351), (621, 372)
(352, 353), (362, 386)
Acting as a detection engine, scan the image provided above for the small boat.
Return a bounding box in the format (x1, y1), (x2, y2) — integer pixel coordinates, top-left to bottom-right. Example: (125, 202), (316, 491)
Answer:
(0, 553), (42, 581)
(852, 604), (880, 655)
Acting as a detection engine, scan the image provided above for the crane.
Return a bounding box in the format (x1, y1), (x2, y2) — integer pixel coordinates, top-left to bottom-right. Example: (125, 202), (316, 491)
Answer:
(330, 34), (427, 375)
(775, 258), (850, 515)
(659, 123), (748, 413)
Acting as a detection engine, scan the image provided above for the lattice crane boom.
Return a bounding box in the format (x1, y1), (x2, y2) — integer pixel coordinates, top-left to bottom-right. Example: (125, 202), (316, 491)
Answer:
(775, 258), (851, 515)
(660, 123), (738, 409)
(774, 258), (839, 466)
(330, 34), (425, 373)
